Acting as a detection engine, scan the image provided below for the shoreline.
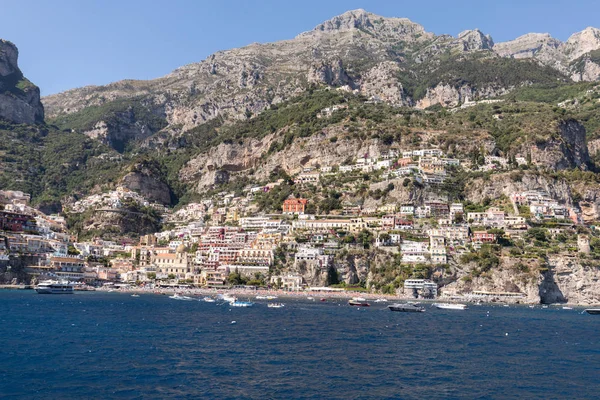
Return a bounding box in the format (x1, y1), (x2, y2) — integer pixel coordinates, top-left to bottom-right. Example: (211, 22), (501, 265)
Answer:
(3, 284), (597, 306)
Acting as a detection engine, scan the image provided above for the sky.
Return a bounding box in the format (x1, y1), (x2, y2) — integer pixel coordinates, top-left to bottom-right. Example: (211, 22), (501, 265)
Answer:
(3, 0), (600, 96)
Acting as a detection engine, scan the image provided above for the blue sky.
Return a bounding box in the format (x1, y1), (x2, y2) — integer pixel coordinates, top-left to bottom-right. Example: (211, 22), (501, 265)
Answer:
(4, 0), (600, 95)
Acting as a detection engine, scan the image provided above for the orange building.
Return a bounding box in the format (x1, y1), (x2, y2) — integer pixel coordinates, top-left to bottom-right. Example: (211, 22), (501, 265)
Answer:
(282, 198), (308, 214)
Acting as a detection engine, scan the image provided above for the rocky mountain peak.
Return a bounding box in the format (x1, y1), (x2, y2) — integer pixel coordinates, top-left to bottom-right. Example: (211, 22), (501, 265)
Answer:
(565, 27), (600, 59)
(0, 39), (44, 124)
(299, 9), (431, 42)
(456, 29), (494, 51)
(493, 33), (562, 59)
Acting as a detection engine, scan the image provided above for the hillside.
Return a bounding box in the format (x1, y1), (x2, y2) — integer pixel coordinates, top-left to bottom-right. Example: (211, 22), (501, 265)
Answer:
(42, 10), (600, 156)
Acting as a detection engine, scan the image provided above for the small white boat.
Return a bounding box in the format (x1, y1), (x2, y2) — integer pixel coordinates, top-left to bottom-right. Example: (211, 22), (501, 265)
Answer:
(222, 294), (237, 303)
(265, 295), (278, 300)
(306, 296), (315, 300)
(131, 294), (140, 297)
(374, 298), (388, 303)
(169, 294), (193, 301)
(562, 306), (573, 310)
(203, 297), (216, 303)
(434, 303), (468, 310)
(268, 303), (285, 308)
(255, 295), (268, 300)
(230, 301), (254, 307)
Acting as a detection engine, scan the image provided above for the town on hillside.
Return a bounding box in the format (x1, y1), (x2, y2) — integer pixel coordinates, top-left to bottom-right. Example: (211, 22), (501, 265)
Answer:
(1, 144), (598, 302)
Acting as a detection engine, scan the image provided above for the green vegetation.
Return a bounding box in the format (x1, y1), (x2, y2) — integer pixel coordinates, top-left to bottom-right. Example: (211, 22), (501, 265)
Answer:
(0, 122), (123, 208)
(399, 55), (567, 100)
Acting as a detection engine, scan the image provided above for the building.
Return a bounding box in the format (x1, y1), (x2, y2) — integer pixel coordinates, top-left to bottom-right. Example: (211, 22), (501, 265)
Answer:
(282, 198), (308, 214)
(472, 231), (496, 244)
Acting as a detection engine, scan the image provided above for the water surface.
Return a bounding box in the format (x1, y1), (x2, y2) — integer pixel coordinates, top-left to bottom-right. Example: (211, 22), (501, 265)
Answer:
(1, 291), (598, 399)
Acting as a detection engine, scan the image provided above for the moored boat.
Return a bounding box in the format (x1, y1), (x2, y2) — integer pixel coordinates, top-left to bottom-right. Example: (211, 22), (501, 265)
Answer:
(348, 297), (370, 307)
(434, 303), (468, 310)
(374, 298), (388, 303)
(35, 281), (74, 294)
(388, 303), (425, 313)
(203, 297), (216, 303)
(230, 301), (254, 307)
(268, 303), (285, 308)
(585, 308), (600, 315)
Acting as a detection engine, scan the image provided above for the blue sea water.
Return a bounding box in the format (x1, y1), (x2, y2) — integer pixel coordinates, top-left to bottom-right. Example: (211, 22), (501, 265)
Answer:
(0, 291), (599, 399)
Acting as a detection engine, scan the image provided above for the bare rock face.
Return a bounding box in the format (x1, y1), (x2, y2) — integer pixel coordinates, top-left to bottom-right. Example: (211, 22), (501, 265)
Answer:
(415, 83), (508, 109)
(455, 29), (494, 51)
(528, 120), (589, 170)
(571, 58), (600, 82)
(302, 9), (433, 43)
(120, 161), (172, 205)
(359, 61), (411, 105)
(494, 28), (600, 78)
(307, 59), (354, 87)
(0, 40), (44, 124)
(564, 27), (600, 60)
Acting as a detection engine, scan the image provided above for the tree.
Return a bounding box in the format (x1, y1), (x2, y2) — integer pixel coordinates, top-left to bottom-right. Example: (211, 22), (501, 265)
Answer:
(147, 272), (156, 280)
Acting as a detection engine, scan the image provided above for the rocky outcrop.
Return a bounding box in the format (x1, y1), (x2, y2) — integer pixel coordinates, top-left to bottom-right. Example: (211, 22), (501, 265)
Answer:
(528, 119), (589, 170)
(465, 172), (574, 206)
(493, 28), (600, 79)
(0, 40), (44, 124)
(442, 255), (600, 305)
(415, 84), (508, 109)
(120, 161), (172, 205)
(455, 29), (494, 51)
(307, 59), (354, 87)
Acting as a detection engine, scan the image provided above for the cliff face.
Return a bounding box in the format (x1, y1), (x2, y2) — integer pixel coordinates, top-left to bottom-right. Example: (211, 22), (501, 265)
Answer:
(0, 40), (44, 124)
(443, 256), (600, 305)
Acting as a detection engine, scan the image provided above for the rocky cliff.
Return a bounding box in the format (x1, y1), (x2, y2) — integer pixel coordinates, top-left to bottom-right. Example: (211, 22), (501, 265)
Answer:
(0, 40), (44, 124)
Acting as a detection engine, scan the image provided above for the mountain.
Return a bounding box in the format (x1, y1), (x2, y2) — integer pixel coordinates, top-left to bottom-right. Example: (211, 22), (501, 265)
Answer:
(0, 40), (44, 124)
(43, 9), (600, 153)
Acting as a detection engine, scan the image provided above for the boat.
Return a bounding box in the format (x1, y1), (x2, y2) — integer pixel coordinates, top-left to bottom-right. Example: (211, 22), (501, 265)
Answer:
(562, 306), (573, 310)
(374, 298), (388, 303)
(230, 301), (254, 307)
(221, 294), (237, 303)
(585, 309), (600, 315)
(265, 295), (278, 300)
(169, 294), (193, 301)
(255, 295), (269, 300)
(203, 297), (216, 303)
(35, 281), (74, 294)
(268, 303), (285, 308)
(348, 297), (370, 307)
(320, 298), (327, 302)
(434, 303), (468, 310)
(306, 296), (314, 300)
(388, 303), (425, 313)
(131, 294), (140, 297)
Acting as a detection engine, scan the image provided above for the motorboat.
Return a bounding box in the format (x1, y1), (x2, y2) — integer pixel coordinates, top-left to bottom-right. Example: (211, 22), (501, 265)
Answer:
(169, 293), (193, 301)
(221, 294), (237, 303)
(35, 281), (74, 294)
(268, 303), (285, 308)
(203, 297), (216, 303)
(562, 306), (573, 310)
(230, 301), (254, 307)
(348, 297), (370, 307)
(265, 295), (278, 300)
(433, 303), (468, 310)
(388, 303), (425, 313)
(374, 298), (388, 303)
(131, 294), (140, 297)
(585, 309), (600, 315)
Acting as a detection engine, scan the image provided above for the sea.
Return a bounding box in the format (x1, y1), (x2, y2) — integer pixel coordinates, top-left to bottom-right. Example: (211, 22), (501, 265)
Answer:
(0, 291), (599, 399)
